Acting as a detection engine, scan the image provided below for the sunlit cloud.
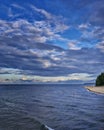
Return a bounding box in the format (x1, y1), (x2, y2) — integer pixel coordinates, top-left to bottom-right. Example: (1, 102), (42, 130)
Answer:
(0, 71), (94, 83)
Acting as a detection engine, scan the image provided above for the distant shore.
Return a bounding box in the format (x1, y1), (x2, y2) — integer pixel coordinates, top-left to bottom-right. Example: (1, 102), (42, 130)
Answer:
(85, 86), (104, 94)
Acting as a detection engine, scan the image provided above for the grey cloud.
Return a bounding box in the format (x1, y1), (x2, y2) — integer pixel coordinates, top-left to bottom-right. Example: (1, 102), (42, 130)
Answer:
(0, 34), (104, 77)
(0, 34), (68, 76)
(0, 1), (104, 80)
(62, 0), (104, 27)
(96, 41), (104, 52)
(90, 1), (104, 25)
(65, 48), (104, 74)
(0, 18), (69, 44)
(76, 0), (104, 26)
(78, 25), (104, 45)
(93, 27), (104, 40)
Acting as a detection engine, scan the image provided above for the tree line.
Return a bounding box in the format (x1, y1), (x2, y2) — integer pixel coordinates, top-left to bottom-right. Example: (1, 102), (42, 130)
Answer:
(96, 73), (104, 86)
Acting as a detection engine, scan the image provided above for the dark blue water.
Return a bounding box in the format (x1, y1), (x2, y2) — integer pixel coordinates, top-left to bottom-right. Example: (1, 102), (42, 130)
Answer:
(0, 84), (104, 130)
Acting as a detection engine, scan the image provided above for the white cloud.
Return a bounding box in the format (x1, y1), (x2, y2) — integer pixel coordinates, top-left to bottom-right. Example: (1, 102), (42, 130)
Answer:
(0, 16), (69, 45)
(12, 19), (30, 28)
(0, 4), (71, 48)
(78, 23), (90, 30)
(32, 73), (94, 82)
(30, 5), (69, 32)
(30, 5), (52, 19)
(42, 60), (52, 68)
(34, 36), (47, 43)
(12, 4), (25, 10)
(0, 72), (94, 83)
(68, 41), (81, 50)
(0, 67), (22, 74)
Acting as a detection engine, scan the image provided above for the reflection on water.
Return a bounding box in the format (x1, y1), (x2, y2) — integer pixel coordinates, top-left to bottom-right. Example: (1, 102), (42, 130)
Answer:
(0, 84), (104, 130)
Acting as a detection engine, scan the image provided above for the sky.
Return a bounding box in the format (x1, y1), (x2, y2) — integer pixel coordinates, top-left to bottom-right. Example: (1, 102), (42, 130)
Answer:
(0, 0), (104, 83)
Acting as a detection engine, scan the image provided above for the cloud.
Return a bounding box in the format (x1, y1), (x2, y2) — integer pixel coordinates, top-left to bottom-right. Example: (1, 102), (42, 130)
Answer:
(11, 4), (25, 10)
(61, 0), (104, 27)
(78, 23), (90, 30)
(0, 33), (104, 82)
(76, 0), (104, 26)
(0, 70), (95, 83)
(68, 40), (81, 50)
(0, 13), (69, 45)
(33, 73), (94, 82)
(89, 1), (104, 25)
(0, 1), (104, 83)
(0, 68), (22, 74)
(96, 41), (104, 52)
(30, 5), (52, 19)
(30, 5), (69, 32)
(77, 24), (104, 48)
(0, 28), (104, 78)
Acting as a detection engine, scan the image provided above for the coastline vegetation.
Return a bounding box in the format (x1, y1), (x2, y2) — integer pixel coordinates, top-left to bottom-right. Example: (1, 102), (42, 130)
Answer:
(85, 73), (104, 94)
(96, 73), (104, 86)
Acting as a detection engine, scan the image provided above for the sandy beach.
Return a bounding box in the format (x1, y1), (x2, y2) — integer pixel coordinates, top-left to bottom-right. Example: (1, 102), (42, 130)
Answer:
(85, 86), (104, 94)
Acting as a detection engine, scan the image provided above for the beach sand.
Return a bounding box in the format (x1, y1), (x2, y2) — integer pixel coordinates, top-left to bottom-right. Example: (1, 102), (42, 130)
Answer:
(85, 86), (104, 94)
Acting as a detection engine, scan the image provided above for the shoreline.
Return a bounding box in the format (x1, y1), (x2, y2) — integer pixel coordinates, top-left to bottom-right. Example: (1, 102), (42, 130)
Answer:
(85, 86), (104, 94)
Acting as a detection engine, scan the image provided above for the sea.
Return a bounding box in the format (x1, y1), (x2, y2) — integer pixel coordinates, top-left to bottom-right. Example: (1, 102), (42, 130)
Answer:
(0, 84), (104, 130)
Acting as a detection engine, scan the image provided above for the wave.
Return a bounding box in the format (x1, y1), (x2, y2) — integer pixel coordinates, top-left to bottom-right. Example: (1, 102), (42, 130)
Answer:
(40, 124), (54, 130)
(0, 98), (55, 130)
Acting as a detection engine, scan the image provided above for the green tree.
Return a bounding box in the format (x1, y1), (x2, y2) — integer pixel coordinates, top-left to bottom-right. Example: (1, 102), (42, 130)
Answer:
(96, 73), (104, 86)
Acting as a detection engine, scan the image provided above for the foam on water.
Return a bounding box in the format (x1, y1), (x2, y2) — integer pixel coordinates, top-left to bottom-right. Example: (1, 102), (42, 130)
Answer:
(40, 124), (54, 130)
(45, 125), (54, 130)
